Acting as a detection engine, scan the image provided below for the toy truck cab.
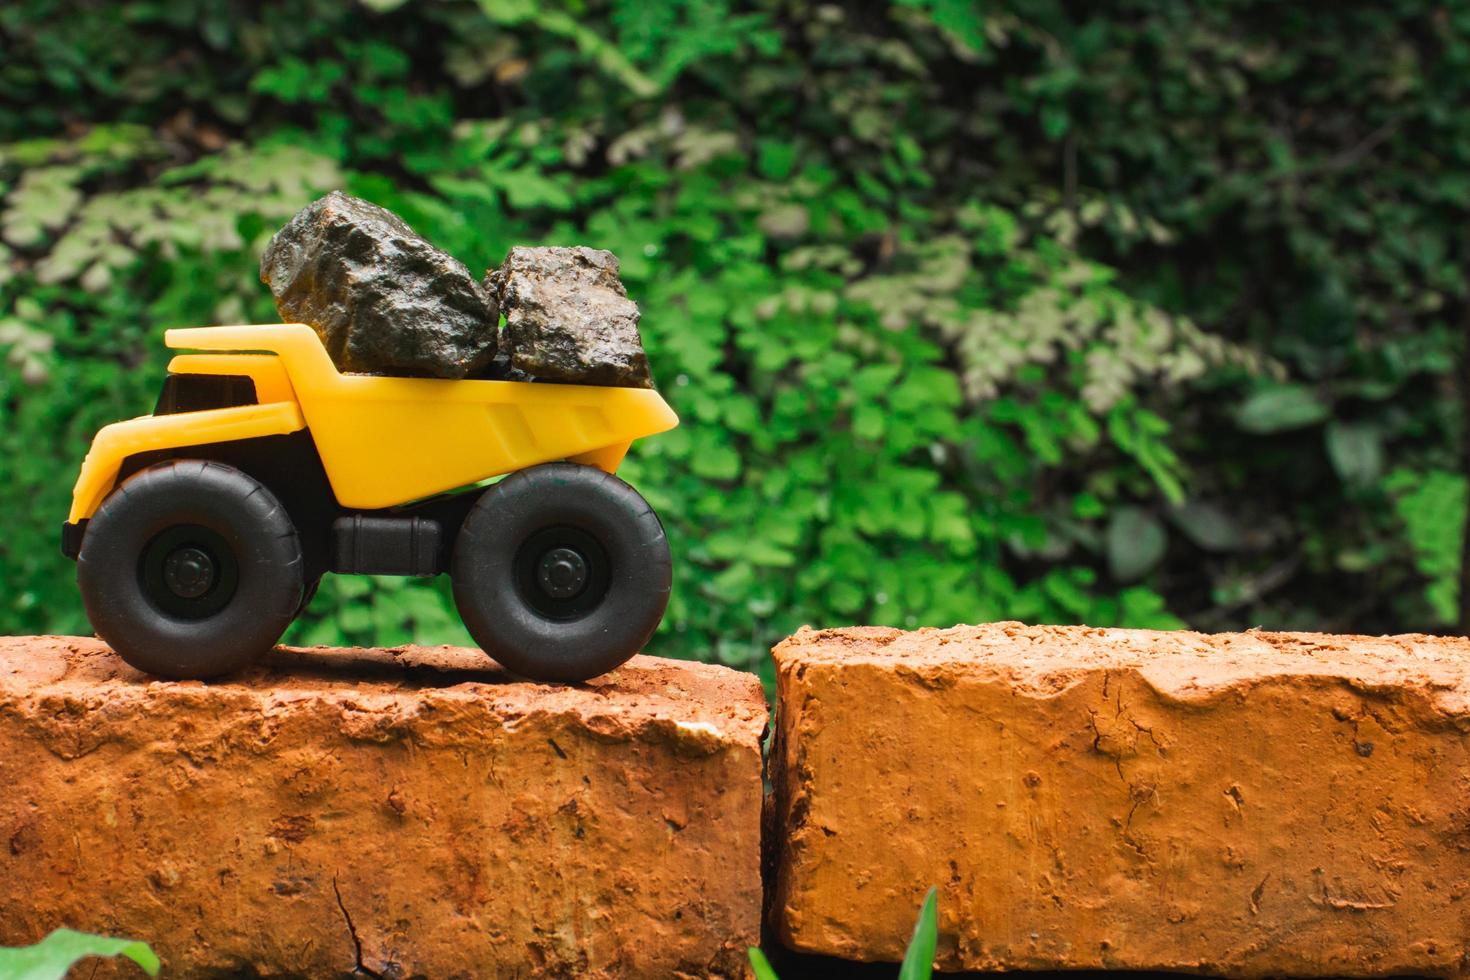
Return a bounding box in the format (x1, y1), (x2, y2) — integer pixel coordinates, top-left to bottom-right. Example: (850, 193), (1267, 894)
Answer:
(64, 324), (678, 682)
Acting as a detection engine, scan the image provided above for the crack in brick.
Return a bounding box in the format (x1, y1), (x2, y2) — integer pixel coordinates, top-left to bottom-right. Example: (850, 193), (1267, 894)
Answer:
(1086, 674), (1167, 859)
(1249, 874), (1269, 915)
(332, 875), (383, 978)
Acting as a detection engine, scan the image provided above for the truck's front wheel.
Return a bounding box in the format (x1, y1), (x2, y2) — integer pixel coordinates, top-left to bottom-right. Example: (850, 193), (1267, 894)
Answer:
(451, 463), (672, 682)
(77, 460), (304, 679)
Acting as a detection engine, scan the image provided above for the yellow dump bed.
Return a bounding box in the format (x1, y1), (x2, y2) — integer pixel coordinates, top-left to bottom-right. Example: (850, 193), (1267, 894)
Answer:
(69, 323), (678, 521)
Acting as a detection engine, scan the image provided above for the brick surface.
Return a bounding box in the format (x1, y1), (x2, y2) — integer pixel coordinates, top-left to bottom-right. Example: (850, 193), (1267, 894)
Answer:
(771, 623), (1470, 977)
(0, 636), (766, 978)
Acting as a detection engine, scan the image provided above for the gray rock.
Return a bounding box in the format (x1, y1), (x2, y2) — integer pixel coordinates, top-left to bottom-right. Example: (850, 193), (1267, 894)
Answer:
(485, 246), (652, 388)
(261, 191), (498, 379)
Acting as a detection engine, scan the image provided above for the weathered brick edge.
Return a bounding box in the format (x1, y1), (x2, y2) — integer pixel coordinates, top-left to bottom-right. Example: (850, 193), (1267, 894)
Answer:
(770, 623), (1470, 977)
(0, 636), (767, 978)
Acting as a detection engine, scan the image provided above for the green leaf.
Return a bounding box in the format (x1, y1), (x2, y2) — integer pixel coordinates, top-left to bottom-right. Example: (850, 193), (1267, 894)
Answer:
(747, 947), (780, 980)
(1119, 586), (1185, 630)
(1068, 492), (1105, 520)
(477, 0), (659, 96)
(756, 141), (798, 181)
(744, 539), (796, 567)
(852, 364), (902, 397)
(490, 167), (574, 211)
(853, 402), (885, 440)
(1107, 507), (1167, 582)
(1041, 567), (1094, 616)
(1234, 385), (1329, 434)
(338, 602), (373, 633)
(828, 579), (866, 613)
(1106, 405), (1187, 504)
(1325, 421), (1383, 487)
(1040, 104), (1070, 139)
(0, 929), (160, 980)
(1167, 502), (1240, 552)
(250, 58), (346, 103)
(897, 886), (939, 980)
(690, 446), (741, 481)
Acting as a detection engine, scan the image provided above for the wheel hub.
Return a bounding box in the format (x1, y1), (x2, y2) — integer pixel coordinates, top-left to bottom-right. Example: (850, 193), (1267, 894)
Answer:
(140, 523), (240, 620)
(162, 545), (216, 599)
(510, 525), (611, 622)
(536, 546), (588, 599)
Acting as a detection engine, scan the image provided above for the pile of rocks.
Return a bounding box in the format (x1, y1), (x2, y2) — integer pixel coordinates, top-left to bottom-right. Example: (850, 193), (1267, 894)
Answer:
(260, 192), (652, 388)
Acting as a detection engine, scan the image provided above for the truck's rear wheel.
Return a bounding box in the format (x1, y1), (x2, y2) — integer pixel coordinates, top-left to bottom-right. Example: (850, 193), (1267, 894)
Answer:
(296, 575), (322, 617)
(77, 460), (304, 679)
(451, 463), (671, 682)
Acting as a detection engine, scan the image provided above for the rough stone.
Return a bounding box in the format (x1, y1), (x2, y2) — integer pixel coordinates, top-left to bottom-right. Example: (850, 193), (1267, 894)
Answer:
(261, 191), (499, 378)
(771, 623), (1470, 977)
(0, 636), (766, 978)
(485, 246), (652, 388)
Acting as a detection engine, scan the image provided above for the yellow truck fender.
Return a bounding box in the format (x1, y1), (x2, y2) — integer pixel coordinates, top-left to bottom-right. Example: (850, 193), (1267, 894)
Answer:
(67, 402), (306, 523)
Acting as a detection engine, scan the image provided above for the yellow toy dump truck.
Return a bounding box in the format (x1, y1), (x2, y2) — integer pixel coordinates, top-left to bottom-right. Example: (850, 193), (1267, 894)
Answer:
(62, 323), (678, 682)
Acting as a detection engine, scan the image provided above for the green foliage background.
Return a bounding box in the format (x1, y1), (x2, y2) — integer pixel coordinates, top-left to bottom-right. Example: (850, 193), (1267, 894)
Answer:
(2, 1), (1467, 682)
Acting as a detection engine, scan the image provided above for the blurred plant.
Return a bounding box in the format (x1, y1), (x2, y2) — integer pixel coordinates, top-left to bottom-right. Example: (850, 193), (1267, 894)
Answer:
(1, 0), (1465, 671)
(0, 928), (159, 980)
(1388, 468), (1468, 624)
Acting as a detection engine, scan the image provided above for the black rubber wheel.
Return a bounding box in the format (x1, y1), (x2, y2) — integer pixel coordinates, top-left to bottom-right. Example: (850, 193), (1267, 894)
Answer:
(451, 462), (671, 682)
(77, 459), (304, 679)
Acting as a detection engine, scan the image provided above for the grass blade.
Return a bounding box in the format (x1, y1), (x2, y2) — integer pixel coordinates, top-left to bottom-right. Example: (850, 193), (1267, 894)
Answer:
(896, 886), (938, 980)
(747, 945), (780, 980)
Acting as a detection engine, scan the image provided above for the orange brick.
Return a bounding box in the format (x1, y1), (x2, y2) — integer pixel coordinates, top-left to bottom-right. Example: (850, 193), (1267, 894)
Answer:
(771, 624), (1470, 976)
(1, 637), (765, 977)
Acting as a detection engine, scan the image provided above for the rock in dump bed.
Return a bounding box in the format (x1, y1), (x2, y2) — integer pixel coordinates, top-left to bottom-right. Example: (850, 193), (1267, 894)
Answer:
(484, 246), (651, 388)
(261, 192), (651, 386)
(260, 192), (499, 379)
